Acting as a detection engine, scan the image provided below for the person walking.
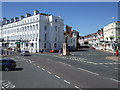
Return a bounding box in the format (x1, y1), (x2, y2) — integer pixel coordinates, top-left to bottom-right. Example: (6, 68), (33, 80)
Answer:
(59, 48), (63, 56)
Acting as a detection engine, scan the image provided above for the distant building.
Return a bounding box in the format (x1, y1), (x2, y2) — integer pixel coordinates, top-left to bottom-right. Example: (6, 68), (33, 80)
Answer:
(79, 21), (120, 52)
(64, 25), (79, 50)
(0, 10), (64, 52)
(79, 28), (104, 49)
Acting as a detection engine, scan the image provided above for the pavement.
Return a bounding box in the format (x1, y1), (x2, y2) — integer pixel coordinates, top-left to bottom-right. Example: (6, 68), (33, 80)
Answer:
(106, 56), (119, 61)
(95, 49), (119, 61)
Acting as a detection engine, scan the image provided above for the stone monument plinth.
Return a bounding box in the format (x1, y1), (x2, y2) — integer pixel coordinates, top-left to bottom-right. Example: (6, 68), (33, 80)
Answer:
(63, 43), (70, 55)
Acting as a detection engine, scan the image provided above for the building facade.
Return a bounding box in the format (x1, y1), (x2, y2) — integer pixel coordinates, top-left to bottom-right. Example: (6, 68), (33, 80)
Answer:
(78, 28), (104, 49)
(103, 21), (120, 51)
(79, 21), (120, 52)
(0, 10), (64, 52)
(64, 25), (79, 50)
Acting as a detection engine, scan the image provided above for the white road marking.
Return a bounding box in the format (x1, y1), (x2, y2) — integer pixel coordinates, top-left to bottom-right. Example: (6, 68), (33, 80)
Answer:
(99, 63), (103, 64)
(64, 80), (71, 84)
(33, 64), (36, 66)
(103, 65), (109, 67)
(47, 59), (52, 61)
(109, 63), (113, 64)
(42, 68), (45, 71)
(114, 68), (118, 70)
(47, 71), (52, 74)
(86, 61), (92, 64)
(55, 75), (61, 79)
(23, 58), (26, 60)
(37, 66), (40, 68)
(93, 63), (98, 65)
(1, 80), (15, 89)
(110, 78), (120, 82)
(29, 60), (32, 63)
(58, 62), (71, 67)
(78, 68), (99, 76)
(68, 64), (71, 66)
(75, 86), (80, 89)
(104, 63), (108, 64)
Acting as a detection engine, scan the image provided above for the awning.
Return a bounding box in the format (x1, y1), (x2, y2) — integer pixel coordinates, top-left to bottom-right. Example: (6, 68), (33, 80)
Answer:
(15, 42), (20, 44)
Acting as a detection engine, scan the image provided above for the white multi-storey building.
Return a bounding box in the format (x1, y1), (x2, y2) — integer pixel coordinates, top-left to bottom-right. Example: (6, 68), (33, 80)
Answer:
(0, 10), (64, 52)
(103, 21), (120, 51)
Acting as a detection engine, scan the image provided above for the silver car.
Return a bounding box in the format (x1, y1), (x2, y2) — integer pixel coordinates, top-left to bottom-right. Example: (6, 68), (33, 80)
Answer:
(21, 51), (31, 56)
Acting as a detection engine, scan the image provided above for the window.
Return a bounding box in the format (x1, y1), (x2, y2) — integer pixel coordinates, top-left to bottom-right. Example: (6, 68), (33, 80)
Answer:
(33, 19), (35, 22)
(28, 35), (29, 40)
(31, 43), (34, 47)
(25, 27), (27, 31)
(55, 37), (57, 41)
(71, 39), (72, 43)
(49, 43), (51, 48)
(22, 27), (24, 32)
(55, 19), (57, 22)
(17, 28), (19, 33)
(36, 24), (38, 30)
(45, 34), (47, 41)
(55, 26), (57, 31)
(44, 43), (46, 48)
(111, 31), (114, 34)
(45, 26), (47, 30)
(37, 18), (39, 21)
(36, 34), (38, 38)
(26, 43), (28, 47)
(54, 43), (56, 48)
(30, 26), (32, 30)
(33, 25), (35, 30)
(30, 19), (32, 22)
(27, 26), (29, 31)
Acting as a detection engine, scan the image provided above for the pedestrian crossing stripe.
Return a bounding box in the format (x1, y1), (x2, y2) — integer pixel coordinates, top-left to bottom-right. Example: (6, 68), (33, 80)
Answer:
(39, 53), (120, 65)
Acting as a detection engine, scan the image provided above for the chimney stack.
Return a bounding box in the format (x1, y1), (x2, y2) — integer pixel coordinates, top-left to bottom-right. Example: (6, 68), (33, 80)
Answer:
(34, 10), (39, 15)
(6, 20), (10, 24)
(14, 17), (19, 22)
(2, 18), (7, 25)
(20, 15), (25, 20)
(10, 18), (14, 23)
(26, 13), (31, 17)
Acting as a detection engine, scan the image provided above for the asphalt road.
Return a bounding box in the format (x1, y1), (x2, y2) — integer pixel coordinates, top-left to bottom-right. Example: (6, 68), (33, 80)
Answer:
(2, 57), (75, 89)
(1, 48), (120, 89)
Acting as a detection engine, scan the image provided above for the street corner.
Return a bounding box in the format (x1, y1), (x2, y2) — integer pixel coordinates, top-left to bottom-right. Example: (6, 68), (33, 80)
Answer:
(105, 56), (119, 61)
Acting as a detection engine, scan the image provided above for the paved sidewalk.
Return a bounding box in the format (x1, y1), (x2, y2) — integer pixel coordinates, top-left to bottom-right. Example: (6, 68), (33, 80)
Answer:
(106, 56), (119, 61)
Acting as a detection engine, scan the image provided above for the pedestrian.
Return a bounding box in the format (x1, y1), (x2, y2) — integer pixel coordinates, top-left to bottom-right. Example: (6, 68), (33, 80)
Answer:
(59, 48), (63, 56)
(116, 50), (118, 56)
(41, 49), (43, 53)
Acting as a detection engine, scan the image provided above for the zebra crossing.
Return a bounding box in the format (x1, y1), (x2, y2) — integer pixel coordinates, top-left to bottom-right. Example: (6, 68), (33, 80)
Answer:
(0, 80), (15, 89)
(39, 53), (120, 65)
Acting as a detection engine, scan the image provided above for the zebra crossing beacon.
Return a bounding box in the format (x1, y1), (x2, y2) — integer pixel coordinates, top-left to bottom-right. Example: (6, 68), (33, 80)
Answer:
(0, 10), (64, 53)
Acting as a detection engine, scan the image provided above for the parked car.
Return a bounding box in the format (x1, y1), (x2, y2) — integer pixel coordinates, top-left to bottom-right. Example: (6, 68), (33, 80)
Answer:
(21, 51), (31, 56)
(91, 46), (96, 49)
(50, 49), (59, 53)
(0, 58), (16, 71)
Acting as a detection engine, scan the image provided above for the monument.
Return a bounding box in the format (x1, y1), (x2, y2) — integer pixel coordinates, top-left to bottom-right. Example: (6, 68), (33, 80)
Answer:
(62, 36), (70, 55)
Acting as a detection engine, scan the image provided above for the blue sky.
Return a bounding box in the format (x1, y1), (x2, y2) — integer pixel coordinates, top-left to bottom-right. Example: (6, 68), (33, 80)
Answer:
(2, 2), (118, 36)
